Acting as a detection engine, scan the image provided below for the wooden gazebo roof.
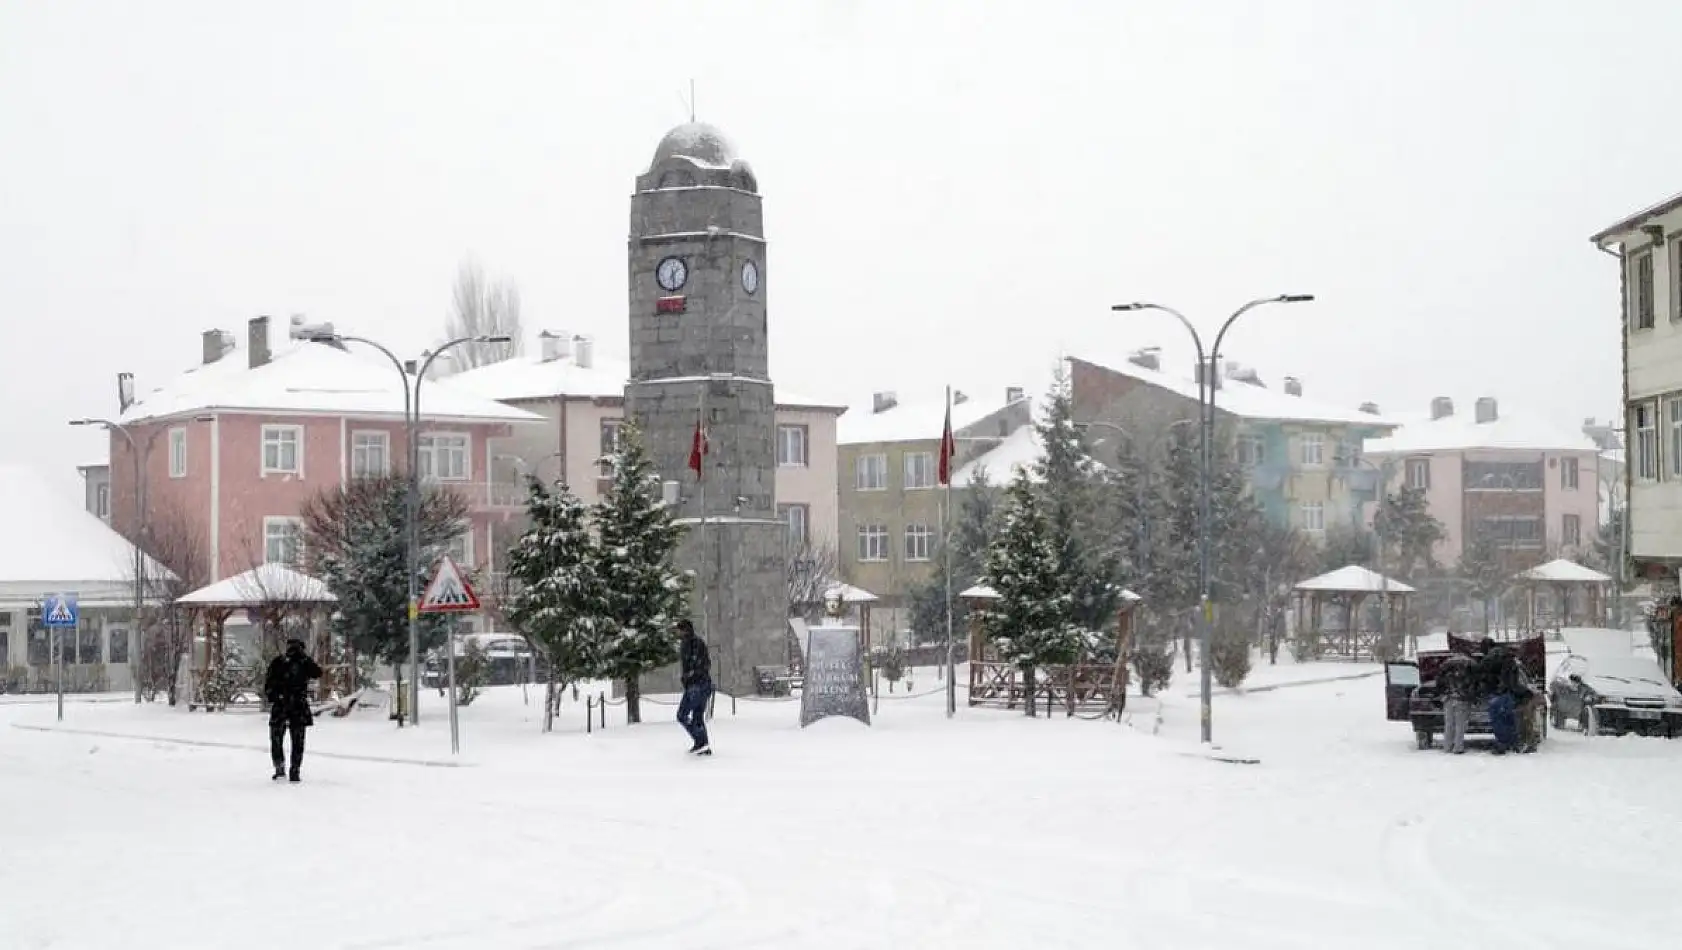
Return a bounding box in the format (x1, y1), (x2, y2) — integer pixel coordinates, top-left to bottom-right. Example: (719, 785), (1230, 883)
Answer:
(1514, 559), (1610, 585)
(176, 564), (338, 608)
(1294, 565), (1416, 595)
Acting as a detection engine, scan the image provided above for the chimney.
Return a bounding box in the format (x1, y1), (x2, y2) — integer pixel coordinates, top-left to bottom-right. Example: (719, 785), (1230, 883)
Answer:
(1359, 401), (1380, 415)
(539, 330), (572, 363)
(1430, 396), (1454, 420)
(1005, 386), (1025, 403)
(248, 316), (271, 369)
(953, 390), (969, 405)
(572, 335), (593, 369)
(1194, 359), (1222, 390)
(872, 391), (898, 414)
(1474, 396), (1498, 424)
(1225, 362), (1264, 387)
(1283, 376), (1302, 397)
(201, 329), (235, 365)
(116, 373), (135, 413)
(1128, 347), (1161, 371)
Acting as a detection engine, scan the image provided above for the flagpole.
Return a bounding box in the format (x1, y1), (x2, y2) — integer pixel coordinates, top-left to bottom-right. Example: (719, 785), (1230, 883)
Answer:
(944, 385), (956, 719)
(697, 386), (708, 650)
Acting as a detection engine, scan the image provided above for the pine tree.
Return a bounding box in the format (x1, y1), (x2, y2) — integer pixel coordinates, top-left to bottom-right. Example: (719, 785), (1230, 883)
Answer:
(1032, 372), (1126, 636)
(1375, 485), (1446, 580)
(594, 423), (691, 724)
(503, 477), (605, 732)
(979, 472), (1085, 716)
(1457, 528), (1506, 634)
(299, 474), (469, 707)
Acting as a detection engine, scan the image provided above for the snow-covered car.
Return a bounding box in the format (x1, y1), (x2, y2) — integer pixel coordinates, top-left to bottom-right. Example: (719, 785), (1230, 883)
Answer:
(1550, 654), (1682, 737)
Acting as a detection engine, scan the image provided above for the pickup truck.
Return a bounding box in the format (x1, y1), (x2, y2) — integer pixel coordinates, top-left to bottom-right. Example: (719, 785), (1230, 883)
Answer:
(1384, 634), (1546, 749)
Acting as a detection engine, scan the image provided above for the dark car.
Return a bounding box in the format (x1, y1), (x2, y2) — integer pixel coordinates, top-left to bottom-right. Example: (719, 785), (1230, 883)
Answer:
(1550, 653), (1682, 737)
(1385, 634), (1546, 749)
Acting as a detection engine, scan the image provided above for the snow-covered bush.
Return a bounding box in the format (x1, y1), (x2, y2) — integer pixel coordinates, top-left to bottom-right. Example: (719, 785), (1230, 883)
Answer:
(1209, 621), (1252, 689)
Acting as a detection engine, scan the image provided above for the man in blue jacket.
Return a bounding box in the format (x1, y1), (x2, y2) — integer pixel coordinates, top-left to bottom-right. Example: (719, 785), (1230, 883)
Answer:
(675, 619), (713, 756)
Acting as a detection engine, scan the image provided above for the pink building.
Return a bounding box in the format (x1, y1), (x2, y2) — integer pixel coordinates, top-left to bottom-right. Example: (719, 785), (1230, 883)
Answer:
(103, 317), (541, 625)
(1364, 396), (1602, 568)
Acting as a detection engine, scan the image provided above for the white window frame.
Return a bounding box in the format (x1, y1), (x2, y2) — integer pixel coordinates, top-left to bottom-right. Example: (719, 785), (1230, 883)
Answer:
(1236, 434), (1265, 467)
(1635, 401), (1659, 482)
(260, 425), (304, 477)
(1632, 249), (1656, 330)
(904, 451), (936, 490)
(856, 524), (889, 562)
(418, 431), (471, 482)
(444, 529), (474, 568)
(1562, 513), (1581, 548)
(1668, 398), (1682, 481)
(778, 503), (809, 549)
(856, 454), (888, 491)
(776, 425), (809, 468)
(904, 523), (935, 562)
(1560, 455), (1580, 490)
(262, 516), (305, 566)
(1405, 458), (1430, 491)
(1300, 501), (1325, 534)
(1299, 433), (1325, 467)
(599, 419), (623, 479)
(168, 427), (187, 479)
(351, 430), (391, 478)
(94, 482), (110, 519)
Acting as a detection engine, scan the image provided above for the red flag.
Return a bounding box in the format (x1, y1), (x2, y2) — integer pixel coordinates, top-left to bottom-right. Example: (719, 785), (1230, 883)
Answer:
(688, 414), (708, 480)
(937, 397), (955, 486)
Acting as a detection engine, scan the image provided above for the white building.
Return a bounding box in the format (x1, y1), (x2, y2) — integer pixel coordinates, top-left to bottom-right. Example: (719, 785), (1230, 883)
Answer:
(1592, 193), (1682, 578)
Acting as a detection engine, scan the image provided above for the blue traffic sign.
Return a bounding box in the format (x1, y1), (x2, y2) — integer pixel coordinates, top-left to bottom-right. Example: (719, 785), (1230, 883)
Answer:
(43, 593), (78, 628)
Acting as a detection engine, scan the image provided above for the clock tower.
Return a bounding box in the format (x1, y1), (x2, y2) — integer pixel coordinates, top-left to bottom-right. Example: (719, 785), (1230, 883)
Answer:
(625, 123), (786, 695)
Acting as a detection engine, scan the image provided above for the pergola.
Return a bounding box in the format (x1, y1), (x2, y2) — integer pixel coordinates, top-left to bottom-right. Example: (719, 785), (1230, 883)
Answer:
(1293, 565), (1416, 661)
(1512, 558), (1611, 634)
(175, 565), (338, 711)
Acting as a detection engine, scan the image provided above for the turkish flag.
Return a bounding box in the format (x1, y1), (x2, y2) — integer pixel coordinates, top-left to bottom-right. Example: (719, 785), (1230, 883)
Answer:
(688, 415), (708, 480)
(938, 399), (955, 486)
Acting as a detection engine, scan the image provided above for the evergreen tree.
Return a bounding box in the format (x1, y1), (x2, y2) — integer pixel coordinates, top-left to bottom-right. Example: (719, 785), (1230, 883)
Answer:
(1374, 485), (1446, 579)
(1033, 372), (1125, 635)
(907, 471), (1000, 645)
(503, 477), (605, 732)
(594, 424), (691, 724)
(979, 472), (1085, 716)
(299, 474), (469, 709)
(1319, 524), (1376, 574)
(1457, 528), (1506, 633)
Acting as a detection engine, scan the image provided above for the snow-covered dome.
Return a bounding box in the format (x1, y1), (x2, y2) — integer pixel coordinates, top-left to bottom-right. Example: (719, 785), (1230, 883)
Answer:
(649, 122), (738, 171)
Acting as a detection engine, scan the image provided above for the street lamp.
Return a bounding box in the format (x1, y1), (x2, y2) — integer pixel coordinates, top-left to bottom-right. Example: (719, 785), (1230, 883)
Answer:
(1110, 294), (1314, 744)
(296, 328), (509, 726)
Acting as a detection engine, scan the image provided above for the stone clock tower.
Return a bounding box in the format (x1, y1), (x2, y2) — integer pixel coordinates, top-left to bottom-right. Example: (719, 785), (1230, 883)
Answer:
(625, 122), (786, 695)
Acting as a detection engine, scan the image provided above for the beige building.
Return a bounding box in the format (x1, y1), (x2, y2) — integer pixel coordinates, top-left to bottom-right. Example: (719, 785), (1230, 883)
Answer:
(448, 331), (846, 571)
(836, 388), (1033, 632)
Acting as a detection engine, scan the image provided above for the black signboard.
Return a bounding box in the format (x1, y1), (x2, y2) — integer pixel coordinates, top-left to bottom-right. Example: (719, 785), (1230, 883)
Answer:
(799, 625), (871, 728)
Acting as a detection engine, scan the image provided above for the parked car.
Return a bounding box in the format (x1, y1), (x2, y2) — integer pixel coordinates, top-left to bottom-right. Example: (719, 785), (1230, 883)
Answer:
(423, 633), (543, 689)
(1385, 634), (1546, 749)
(1550, 654), (1682, 737)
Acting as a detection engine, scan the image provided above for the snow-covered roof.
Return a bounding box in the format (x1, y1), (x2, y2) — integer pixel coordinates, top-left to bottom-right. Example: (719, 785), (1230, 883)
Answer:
(446, 351), (846, 411)
(838, 391), (1028, 445)
(1295, 565), (1416, 594)
(0, 464), (172, 588)
(176, 564), (337, 607)
(959, 584), (999, 599)
(954, 424), (1042, 487)
(119, 341), (544, 426)
(1074, 356), (1397, 428)
(824, 583), (879, 604)
(650, 122), (740, 171)
(1516, 559), (1610, 584)
(1365, 409), (1599, 455)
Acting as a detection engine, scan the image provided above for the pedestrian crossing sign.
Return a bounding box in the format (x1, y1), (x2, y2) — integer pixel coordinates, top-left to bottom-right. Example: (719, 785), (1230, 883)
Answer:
(419, 556), (480, 613)
(43, 593), (79, 628)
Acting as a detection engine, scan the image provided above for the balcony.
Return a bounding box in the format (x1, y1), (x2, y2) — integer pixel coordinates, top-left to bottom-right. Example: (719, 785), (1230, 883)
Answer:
(424, 480), (526, 510)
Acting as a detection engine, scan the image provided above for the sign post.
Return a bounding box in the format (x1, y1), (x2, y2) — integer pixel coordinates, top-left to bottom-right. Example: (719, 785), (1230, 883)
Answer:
(418, 557), (480, 755)
(43, 593), (79, 723)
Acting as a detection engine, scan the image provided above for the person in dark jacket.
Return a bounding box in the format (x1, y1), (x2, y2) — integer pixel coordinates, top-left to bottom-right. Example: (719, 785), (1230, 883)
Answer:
(675, 619), (713, 756)
(1479, 642), (1519, 755)
(265, 638), (323, 782)
(1438, 652), (1476, 754)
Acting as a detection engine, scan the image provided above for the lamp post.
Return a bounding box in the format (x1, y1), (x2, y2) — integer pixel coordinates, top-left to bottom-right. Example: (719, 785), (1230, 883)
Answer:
(1111, 294), (1314, 744)
(70, 418), (147, 702)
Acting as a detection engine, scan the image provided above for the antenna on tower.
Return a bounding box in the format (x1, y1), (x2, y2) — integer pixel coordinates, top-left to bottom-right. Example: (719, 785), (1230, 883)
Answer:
(678, 80), (696, 123)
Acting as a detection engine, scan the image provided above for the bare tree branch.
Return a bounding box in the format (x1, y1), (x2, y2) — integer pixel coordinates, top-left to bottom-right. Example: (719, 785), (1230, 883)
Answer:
(126, 500), (210, 704)
(786, 536), (839, 619)
(438, 256), (524, 374)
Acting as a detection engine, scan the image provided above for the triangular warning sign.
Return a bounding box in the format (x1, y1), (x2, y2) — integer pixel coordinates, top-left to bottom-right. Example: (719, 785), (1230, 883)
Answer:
(419, 556), (481, 613)
(45, 597), (74, 625)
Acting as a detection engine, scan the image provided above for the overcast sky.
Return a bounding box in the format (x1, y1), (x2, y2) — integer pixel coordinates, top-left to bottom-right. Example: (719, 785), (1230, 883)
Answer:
(5, 0), (1679, 489)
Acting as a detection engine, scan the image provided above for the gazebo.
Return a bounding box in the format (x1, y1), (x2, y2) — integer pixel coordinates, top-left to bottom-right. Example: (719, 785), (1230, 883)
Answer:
(964, 583), (1143, 715)
(175, 565), (338, 711)
(1512, 558), (1611, 634)
(1293, 565), (1416, 661)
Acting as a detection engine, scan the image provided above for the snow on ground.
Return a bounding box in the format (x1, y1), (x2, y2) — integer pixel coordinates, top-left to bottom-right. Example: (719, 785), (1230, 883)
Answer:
(5, 660), (1682, 949)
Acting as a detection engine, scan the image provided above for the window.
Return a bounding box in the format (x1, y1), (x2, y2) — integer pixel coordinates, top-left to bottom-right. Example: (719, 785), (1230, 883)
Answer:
(108, 627), (130, 665)
(904, 452), (936, 489)
(1674, 237), (1682, 323)
(261, 425), (303, 476)
(904, 524), (935, 562)
(444, 530), (473, 568)
(1669, 398), (1682, 480)
(856, 524), (889, 562)
(776, 425), (808, 467)
(26, 611), (49, 665)
(94, 482), (110, 519)
(1560, 455), (1580, 490)
(351, 431), (390, 477)
(856, 454), (888, 491)
(1635, 402), (1659, 481)
(0, 614), (9, 666)
(1300, 501), (1325, 533)
(1474, 516), (1543, 548)
(418, 433), (470, 481)
(1562, 513), (1582, 547)
(599, 419), (623, 478)
(1632, 250), (1656, 330)
(77, 625), (99, 664)
(777, 503), (809, 549)
(168, 427), (187, 478)
(1405, 458), (1431, 491)
(1464, 461), (1543, 491)
(263, 517), (305, 565)
(1236, 435), (1265, 467)
(1299, 433), (1324, 467)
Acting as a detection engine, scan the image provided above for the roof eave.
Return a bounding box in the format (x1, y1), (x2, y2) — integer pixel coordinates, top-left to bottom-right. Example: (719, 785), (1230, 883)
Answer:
(1590, 190), (1682, 246)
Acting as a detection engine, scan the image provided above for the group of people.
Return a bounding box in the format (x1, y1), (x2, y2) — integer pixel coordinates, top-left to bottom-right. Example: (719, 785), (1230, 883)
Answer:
(260, 618), (718, 782)
(1437, 637), (1541, 755)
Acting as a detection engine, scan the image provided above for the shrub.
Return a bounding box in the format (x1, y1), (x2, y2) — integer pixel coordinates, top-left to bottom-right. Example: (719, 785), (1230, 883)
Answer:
(1209, 623), (1252, 689)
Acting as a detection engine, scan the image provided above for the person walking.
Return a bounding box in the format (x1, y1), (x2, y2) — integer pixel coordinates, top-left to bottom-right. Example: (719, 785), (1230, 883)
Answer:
(675, 619), (713, 756)
(1438, 651), (1476, 754)
(264, 637), (323, 782)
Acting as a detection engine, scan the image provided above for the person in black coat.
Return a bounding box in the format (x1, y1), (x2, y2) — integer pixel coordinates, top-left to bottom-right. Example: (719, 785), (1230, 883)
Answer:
(1477, 641), (1520, 754)
(675, 619), (713, 755)
(265, 638), (323, 782)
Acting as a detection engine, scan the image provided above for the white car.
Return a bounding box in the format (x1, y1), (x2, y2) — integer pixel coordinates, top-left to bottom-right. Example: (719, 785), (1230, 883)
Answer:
(1550, 654), (1682, 737)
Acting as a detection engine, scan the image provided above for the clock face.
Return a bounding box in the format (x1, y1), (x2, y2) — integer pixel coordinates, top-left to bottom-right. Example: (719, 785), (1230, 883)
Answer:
(656, 256), (687, 292)
(741, 260), (759, 295)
